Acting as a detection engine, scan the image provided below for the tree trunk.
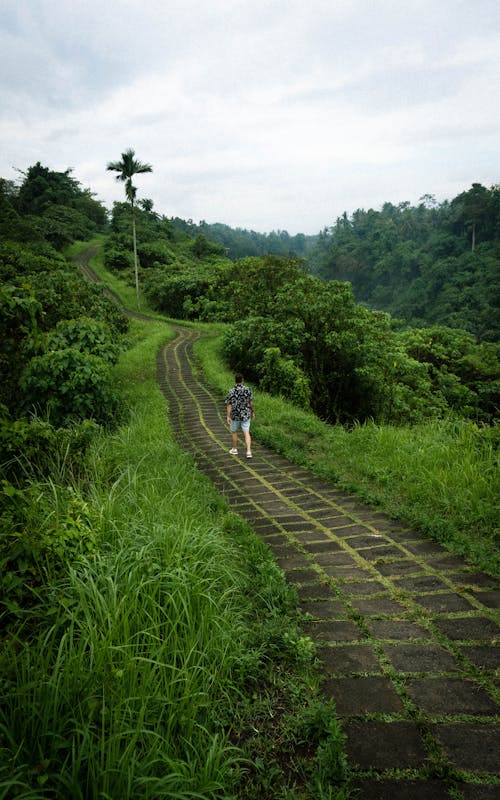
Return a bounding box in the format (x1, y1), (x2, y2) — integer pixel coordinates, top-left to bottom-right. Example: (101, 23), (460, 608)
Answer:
(131, 201), (140, 310)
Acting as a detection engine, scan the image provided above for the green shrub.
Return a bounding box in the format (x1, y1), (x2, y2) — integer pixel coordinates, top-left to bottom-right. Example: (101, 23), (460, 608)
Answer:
(0, 413), (101, 482)
(104, 245), (134, 271)
(43, 317), (120, 364)
(137, 240), (176, 268)
(143, 269), (217, 319)
(0, 284), (42, 413)
(257, 346), (311, 409)
(20, 348), (121, 426)
(0, 479), (97, 618)
(23, 269), (123, 334)
(0, 240), (66, 281)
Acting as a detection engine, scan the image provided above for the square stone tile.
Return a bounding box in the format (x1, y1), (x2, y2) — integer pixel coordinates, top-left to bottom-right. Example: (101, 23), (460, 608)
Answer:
(381, 644), (460, 673)
(367, 619), (430, 641)
(271, 512), (303, 523)
(448, 573), (498, 589)
(427, 555), (472, 570)
(307, 507), (351, 519)
(300, 600), (346, 619)
(256, 522), (286, 536)
(321, 523), (369, 536)
(321, 565), (372, 580)
(363, 545), (410, 561)
(275, 554), (311, 569)
(351, 779), (452, 799)
(316, 515), (358, 529)
(302, 540), (342, 554)
(405, 678), (498, 715)
(285, 567), (320, 583)
(458, 784), (500, 799)
(322, 675), (404, 715)
(387, 530), (420, 543)
(293, 498), (329, 511)
(297, 584), (336, 601)
(301, 619), (362, 642)
(261, 532), (287, 543)
(435, 617), (500, 642)
(431, 723), (500, 773)
(248, 491), (279, 504)
(277, 484), (308, 495)
(350, 596), (409, 616)
(344, 721), (427, 770)
(459, 646), (500, 671)
(470, 591), (500, 609)
(375, 560), (426, 577)
(346, 534), (392, 549)
(394, 575), (450, 592)
(413, 593), (476, 613)
(276, 515), (319, 529)
(340, 580), (387, 597)
(404, 541), (448, 556)
(267, 543), (299, 557)
(371, 519), (412, 533)
(314, 552), (356, 566)
(319, 643), (381, 675)
(245, 510), (274, 524)
(355, 510), (392, 522)
(288, 527), (331, 540)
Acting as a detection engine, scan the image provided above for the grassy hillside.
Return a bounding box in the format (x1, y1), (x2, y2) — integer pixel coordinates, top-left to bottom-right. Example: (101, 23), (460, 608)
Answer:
(1, 314), (349, 799)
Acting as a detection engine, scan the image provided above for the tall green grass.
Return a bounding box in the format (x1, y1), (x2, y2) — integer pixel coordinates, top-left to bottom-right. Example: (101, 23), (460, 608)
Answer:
(196, 333), (499, 576)
(1, 319), (349, 799)
(1, 321), (239, 797)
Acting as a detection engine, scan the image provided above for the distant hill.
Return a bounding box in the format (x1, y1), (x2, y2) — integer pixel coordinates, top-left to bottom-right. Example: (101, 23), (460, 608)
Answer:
(306, 184), (500, 343)
(169, 217), (318, 260)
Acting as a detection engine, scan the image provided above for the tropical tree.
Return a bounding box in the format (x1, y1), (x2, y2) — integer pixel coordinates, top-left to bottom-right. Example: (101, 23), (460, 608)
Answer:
(106, 149), (152, 309)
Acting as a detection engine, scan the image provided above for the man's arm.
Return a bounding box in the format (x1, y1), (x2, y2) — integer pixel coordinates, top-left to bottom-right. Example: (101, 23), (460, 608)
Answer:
(226, 403), (232, 424)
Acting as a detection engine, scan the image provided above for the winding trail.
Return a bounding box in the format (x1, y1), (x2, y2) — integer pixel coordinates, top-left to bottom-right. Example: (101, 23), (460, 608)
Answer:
(77, 250), (499, 797)
(158, 325), (499, 800)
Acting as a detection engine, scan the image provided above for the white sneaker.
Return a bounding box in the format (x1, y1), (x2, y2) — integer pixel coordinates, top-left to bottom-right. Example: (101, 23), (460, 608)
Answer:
(229, 448), (238, 455)
(246, 451), (252, 458)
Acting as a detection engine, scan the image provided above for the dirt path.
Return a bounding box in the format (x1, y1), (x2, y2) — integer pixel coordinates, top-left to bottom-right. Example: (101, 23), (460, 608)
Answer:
(158, 324), (500, 799)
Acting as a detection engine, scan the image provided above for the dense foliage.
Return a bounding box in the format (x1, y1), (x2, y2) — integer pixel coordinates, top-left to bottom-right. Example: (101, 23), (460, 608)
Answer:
(170, 217), (315, 260)
(1, 164), (129, 615)
(103, 194), (500, 426)
(1, 164), (126, 416)
(307, 184), (500, 342)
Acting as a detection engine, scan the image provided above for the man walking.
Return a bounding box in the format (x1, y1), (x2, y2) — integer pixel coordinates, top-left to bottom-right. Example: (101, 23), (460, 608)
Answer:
(225, 373), (255, 458)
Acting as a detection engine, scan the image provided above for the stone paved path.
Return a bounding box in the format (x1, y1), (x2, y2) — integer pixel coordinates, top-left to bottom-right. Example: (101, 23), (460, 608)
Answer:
(160, 324), (500, 798)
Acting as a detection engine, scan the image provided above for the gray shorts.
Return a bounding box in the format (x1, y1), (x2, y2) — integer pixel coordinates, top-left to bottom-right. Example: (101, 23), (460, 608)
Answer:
(229, 418), (250, 433)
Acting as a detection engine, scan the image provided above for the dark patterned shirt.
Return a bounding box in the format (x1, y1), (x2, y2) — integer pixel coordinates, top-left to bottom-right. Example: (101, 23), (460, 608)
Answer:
(225, 384), (254, 422)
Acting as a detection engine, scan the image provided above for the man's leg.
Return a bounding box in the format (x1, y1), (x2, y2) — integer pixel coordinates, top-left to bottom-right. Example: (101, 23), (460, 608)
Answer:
(244, 429), (252, 454)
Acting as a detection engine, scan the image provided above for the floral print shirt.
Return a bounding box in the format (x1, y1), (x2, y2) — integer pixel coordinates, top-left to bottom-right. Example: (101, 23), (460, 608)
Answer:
(225, 384), (254, 422)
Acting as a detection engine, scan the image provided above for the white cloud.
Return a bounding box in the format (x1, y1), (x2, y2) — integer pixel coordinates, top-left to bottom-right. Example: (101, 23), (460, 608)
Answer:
(1, 0), (499, 233)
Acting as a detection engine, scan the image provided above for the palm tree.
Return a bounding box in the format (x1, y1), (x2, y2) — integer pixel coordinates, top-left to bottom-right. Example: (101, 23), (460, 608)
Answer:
(107, 149), (153, 309)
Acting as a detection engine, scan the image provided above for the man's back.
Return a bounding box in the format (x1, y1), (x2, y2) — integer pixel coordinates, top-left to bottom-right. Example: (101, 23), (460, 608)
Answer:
(225, 384), (253, 421)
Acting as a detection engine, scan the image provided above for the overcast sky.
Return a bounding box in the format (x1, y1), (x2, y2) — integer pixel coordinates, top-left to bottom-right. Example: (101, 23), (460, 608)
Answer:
(1, 0), (499, 234)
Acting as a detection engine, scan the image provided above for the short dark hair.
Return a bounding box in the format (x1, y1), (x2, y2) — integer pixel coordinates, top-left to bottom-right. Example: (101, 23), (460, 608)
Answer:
(235, 373), (244, 384)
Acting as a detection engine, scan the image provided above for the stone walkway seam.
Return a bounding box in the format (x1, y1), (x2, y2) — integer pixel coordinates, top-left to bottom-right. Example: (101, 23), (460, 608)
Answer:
(158, 326), (500, 798)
